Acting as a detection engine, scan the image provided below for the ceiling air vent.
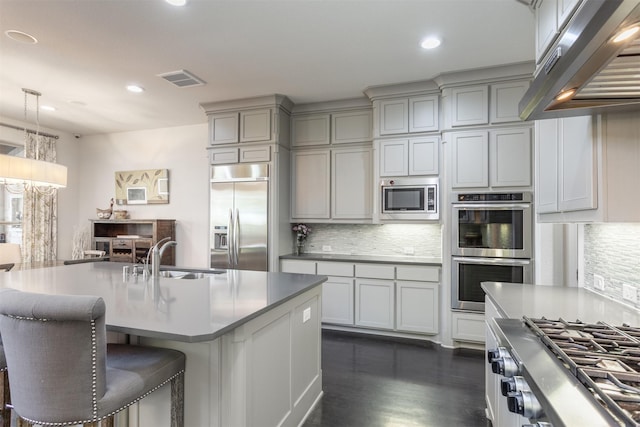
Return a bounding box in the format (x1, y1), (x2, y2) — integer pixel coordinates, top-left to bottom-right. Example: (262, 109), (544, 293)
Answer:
(157, 69), (206, 88)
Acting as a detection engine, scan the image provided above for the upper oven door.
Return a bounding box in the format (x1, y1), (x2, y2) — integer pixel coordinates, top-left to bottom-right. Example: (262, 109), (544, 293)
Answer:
(452, 203), (532, 258)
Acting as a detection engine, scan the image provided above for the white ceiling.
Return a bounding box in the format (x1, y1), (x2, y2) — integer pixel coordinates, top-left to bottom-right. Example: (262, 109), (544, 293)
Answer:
(0, 0), (534, 136)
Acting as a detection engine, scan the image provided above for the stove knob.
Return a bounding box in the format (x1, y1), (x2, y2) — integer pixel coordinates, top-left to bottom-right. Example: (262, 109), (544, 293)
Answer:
(507, 390), (544, 419)
(487, 346), (509, 363)
(491, 355), (519, 377)
(500, 376), (530, 396)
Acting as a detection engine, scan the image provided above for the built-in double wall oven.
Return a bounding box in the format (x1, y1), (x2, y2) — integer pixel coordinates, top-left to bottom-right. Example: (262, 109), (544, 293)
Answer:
(452, 192), (533, 312)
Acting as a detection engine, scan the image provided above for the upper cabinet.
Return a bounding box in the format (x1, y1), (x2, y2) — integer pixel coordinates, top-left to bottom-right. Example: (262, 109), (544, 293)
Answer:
(208, 108), (273, 145)
(291, 108), (372, 147)
(377, 95), (439, 136)
(379, 137), (439, 177)
(535, 0), (582, 65)
(447, 80), (529, 129)
(536, 111), (640, 222)
(449, 126), (532, 190)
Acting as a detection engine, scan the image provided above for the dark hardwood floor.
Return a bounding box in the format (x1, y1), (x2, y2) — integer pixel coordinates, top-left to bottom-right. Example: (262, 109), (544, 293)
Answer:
(303, 330), (488, 427)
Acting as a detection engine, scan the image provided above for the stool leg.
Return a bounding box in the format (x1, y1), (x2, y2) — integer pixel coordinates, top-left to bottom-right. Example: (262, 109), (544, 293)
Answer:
(170, 372), (184, 427)
(0, 370), (10, 426)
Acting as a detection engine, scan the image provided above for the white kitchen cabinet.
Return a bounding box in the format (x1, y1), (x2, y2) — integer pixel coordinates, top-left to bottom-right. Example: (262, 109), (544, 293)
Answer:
(451, 311), (485, 342)
(291, 149), (331, 219)
(331, 110), (372, 144)
(409, 95), (439, 133)
(292, 114), (331, 147)
(535, 0), (581, 65)
(239, 108), (272, 143)
(450, 85), (489, 127)
(489, 127), (532, 188)
(240, 145), (271, 163)
(322, 277), (355, 325)
(331, 146), (372, 219)
(396, 281), (439, 334)
(378, 95), (439, 136)
(490, 81), (529, 124)
(209, 112), (239, 145)
(450, 131), (489, 188)
(280, 259), (316, 274)
(209, 147), (239, 164)
(450, 127), (532, 189)
(536, 118), (560, 213)
(355, 278), (395, 330)
(379, 137), (439, 177)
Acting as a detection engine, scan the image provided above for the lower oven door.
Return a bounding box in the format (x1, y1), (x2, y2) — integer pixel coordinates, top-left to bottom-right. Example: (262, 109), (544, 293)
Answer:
(452, 257), (532, 312)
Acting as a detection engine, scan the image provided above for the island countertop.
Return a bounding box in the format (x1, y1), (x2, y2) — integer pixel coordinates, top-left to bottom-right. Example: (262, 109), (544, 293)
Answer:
(0, 262), (327, 343)
(482, 281), (640, 326)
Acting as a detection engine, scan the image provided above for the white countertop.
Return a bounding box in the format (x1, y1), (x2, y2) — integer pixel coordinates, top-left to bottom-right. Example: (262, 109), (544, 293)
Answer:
(0, 262), (327, 342)
(482, 282), (640, 326)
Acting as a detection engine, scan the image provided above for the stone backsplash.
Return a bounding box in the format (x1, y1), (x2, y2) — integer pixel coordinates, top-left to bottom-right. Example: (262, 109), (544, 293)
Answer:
(584, 223), (640, 309)
(295, 223), (442, 258)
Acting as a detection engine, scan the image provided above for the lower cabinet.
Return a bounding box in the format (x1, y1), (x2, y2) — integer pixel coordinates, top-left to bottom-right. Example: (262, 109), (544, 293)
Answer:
(451, 311), (485, 342)
(355, 278), (395, 329)
(281, 258), (440, 336)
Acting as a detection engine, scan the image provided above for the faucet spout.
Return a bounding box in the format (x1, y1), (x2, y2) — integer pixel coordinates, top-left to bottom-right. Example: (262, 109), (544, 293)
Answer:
(152, 239), (177, 278)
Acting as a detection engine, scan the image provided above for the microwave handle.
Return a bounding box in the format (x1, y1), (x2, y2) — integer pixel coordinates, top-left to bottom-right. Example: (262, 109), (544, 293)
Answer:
(452, 257), (531, 266)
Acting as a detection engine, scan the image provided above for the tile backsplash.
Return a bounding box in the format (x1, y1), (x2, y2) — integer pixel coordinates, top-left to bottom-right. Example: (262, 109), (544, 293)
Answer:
(297, 223), (442, 258)
(584, 223), (640, 308)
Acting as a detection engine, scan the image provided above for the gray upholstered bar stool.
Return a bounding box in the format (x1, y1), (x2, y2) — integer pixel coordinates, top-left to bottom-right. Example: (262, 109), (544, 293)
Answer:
(0, 288), (186, 427)
(0, 340), (11, 426)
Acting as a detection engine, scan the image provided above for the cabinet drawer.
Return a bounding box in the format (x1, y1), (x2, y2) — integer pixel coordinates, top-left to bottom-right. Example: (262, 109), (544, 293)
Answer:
(280, 260), (316, 274)
(111, 239), (133, 249)
(317, 261), (354, 277)
(452, 311), (485, 343)
(355, 263), (395, 280)
(396, 266), (440, 282)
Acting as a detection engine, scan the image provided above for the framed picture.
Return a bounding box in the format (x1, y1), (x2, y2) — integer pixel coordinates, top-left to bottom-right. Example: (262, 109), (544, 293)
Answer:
(115, 169), (169, 205)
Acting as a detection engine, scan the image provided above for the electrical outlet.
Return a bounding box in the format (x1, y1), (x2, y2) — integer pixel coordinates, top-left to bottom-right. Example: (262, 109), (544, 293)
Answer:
(593, 274), (605, 291)
(403, 247), (414, 255)
(623, 283), (638, 304)
(303, 307), (311, 323)
(322, 245), (332, 252)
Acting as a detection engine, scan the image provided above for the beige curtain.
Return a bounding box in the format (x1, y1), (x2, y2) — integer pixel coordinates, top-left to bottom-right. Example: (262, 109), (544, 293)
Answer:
(22, 133), (59, 262)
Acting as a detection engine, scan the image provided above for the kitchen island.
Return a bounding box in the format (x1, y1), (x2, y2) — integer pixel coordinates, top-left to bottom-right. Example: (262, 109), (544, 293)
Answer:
(0, 262), (327, 427)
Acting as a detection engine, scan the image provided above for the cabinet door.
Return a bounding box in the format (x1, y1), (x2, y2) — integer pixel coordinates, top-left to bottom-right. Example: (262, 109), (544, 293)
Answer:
(355, 278), (394, 330)
(558, 0), (580, 33)
(291, 150), (331, 219)
(558, 115), (596, 212)
(490, 127), (532, 188)
(292, 114), (331, 147)
(450, 131), (489, 188)
(209, 113), (239, 145)
(490, 81), (529, 124)
(409, 95), (439, 133)
(332, 110), (372, 144)
(322, 277), (355, 325)
(280, 259), (316, 274)
(209, 147), (239, 164)
(396, 281), (439, 334)
(409, 137), (439, 175)
(239, 145), (271, 163)
(332, 147), (372, 219)
(451, 85), (489, 127)
(379, 139), (409, 176)
(536, 119), (559, 213)
(379, 99), (409, 135)
(535, 0), (559, 63)
(451, 311), (485, 343)
(240, 109), (272, 143)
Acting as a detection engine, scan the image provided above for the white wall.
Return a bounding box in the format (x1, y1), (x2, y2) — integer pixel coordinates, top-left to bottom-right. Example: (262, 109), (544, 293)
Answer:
(75, 123), (209, 267)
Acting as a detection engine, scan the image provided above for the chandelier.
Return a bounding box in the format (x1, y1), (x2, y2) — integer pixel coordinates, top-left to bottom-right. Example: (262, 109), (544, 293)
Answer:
(0, 88), (67, 194)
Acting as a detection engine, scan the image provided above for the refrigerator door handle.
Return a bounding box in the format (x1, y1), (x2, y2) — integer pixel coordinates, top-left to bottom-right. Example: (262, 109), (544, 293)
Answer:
(227, 208), (233, 266)
(234, 208), (240, 266)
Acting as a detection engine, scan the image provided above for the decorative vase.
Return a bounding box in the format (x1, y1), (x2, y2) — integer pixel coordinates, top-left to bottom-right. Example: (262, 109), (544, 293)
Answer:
(295, 238), (305, 256)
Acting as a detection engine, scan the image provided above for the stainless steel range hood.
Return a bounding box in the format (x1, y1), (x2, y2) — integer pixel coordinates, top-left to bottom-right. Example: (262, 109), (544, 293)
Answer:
(520, 0), (640, 121)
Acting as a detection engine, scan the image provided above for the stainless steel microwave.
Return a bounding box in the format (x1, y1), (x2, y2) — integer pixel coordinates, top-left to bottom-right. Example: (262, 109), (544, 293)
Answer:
(380, 177), (439, 221)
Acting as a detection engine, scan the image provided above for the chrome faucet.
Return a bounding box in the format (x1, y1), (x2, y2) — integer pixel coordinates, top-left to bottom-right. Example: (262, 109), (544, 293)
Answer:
(146, 237), (177, 278)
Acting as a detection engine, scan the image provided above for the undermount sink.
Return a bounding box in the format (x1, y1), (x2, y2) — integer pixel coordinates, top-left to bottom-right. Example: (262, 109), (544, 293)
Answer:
(159, 270), (225, 279)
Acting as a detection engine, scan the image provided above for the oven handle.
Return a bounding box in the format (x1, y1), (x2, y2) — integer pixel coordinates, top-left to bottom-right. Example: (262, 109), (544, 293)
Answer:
(453, 256), (531, 266)
(452, 203), (531, 209)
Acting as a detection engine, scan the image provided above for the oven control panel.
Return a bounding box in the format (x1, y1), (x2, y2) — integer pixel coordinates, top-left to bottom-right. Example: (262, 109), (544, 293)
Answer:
(455, 192), (532, 203)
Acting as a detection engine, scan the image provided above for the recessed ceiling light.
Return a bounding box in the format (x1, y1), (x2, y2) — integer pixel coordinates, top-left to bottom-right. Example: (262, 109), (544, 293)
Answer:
(40, 105), (56, 112)
(420, 37), (441, 50)
(165, 0), (187, 6)
(612, 25), (640, 43)
(126, 84), (144, 93)
(5, 30), (38, 44)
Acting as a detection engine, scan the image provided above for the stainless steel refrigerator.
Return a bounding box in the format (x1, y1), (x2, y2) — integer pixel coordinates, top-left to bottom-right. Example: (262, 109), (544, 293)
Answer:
(210, 163), (269, 271)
